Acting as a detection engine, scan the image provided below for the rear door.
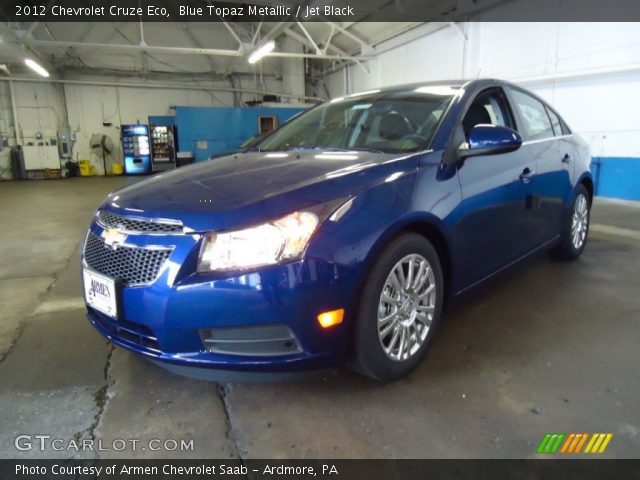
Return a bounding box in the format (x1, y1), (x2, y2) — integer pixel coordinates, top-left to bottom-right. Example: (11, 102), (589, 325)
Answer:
(506, 88), (572, 244)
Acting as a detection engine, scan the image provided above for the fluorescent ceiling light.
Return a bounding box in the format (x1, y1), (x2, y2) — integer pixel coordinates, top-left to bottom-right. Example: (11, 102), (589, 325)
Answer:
(248, 41), (275, 64)
(24, 58), (49, 77)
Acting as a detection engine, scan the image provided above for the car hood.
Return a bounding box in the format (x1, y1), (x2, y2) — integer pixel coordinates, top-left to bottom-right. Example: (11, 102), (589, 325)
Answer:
(102, 150), (424, 232)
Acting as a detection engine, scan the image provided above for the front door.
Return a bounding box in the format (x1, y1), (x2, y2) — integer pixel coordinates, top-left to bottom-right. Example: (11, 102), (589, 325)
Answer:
(452, 87), (538, 288)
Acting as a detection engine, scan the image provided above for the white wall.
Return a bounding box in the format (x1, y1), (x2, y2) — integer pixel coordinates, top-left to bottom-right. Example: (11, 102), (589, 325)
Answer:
(63, 80), (236, 173)
(323, 19), (640, 160)
(0, 81), (68, 178)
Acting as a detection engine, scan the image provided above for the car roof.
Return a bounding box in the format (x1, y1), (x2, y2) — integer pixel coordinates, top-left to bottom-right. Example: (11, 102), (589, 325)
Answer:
(350, 78), (520, 96)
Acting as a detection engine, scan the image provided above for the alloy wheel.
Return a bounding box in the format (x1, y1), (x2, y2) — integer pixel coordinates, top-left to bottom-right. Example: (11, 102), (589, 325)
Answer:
(377, 254), (436, 361)
(571, 193), (589, 249)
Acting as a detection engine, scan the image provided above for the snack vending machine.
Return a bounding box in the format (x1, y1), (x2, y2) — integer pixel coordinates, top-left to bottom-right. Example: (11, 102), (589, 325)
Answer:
(150, 124), (177, 172)
(121, 124), (151, 175)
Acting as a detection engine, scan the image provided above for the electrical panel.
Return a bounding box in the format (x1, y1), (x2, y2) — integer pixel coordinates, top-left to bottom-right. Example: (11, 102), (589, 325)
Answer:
(57, 131), (73, 159)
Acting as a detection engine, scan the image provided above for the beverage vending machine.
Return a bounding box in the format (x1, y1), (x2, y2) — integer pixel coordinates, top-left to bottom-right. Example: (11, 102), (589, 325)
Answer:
(150, 124), (177, 172)
(121, 124), (151, 175)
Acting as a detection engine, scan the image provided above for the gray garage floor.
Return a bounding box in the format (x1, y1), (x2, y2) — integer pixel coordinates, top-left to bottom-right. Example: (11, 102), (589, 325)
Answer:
(0, 177), (638, 459)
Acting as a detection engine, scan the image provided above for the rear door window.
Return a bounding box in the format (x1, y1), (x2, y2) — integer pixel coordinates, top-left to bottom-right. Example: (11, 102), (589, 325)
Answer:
(508, 89), (554, 141)
(545, 107), (563, 136)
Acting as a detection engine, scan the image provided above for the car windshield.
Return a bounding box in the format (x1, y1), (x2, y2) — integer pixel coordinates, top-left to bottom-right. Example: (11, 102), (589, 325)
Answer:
(254, 86), (460, 154)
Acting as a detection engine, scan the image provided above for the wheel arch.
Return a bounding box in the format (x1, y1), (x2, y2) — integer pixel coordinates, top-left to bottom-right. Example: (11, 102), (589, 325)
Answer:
(578, 174), (594, 203)
(358, 214), (453, 301)
(399, 222), (452, 297)
(346, 214), (453, 361)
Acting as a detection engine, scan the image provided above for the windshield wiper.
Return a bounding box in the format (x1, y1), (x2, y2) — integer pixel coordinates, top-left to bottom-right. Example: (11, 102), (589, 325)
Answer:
(339, 146), (386, 153)
(249, 146), (388, 154)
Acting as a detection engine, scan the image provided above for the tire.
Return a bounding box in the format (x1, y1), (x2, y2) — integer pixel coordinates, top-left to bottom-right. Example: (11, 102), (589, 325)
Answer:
(350, 233), (444, 381)
(550, 184), (591, 261)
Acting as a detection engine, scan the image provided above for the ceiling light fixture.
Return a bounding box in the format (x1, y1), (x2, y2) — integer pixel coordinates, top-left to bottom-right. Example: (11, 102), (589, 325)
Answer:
(248, 40), (275, 64)
(24, 58), (49, 77)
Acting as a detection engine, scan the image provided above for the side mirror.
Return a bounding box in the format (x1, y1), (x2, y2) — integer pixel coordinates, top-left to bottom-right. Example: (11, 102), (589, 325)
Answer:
(457, 124), (522, 160)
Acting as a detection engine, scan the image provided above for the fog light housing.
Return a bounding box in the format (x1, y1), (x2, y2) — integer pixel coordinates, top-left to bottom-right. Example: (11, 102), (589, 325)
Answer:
(317, 309), (344, 328)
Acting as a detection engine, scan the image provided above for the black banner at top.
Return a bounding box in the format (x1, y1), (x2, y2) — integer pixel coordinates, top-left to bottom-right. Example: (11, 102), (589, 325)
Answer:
(3, 0), (640, 22)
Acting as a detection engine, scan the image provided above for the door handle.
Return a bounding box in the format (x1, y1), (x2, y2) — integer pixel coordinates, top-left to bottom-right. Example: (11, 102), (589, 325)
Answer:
(562, 153), (571, 164)
(519, 167), (534, 183)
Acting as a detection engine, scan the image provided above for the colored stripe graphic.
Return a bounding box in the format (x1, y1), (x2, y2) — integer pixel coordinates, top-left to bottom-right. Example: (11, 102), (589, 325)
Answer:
(537, 433), (565, 453)
(537, 434), (552, 453)
(561, 433), (589, 453)
(584, 433), (613, 454)
(574, 433), (589, 453)
(539, 433), (613, 454)
(560, 433), (574, 453)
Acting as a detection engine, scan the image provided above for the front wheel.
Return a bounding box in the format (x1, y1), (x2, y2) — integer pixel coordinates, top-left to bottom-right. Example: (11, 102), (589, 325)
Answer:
(550, 185), (591, 260)
(350, 233), (444, 381)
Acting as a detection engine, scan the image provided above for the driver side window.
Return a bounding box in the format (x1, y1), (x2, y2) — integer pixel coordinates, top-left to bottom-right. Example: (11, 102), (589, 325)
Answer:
(462, 89), (515, 138)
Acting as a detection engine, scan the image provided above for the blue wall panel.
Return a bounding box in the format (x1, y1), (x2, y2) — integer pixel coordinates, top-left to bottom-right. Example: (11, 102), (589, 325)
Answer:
(592, 157), (640, 201)
(148, 115), (175, 126)
(175, 106), (304, 162)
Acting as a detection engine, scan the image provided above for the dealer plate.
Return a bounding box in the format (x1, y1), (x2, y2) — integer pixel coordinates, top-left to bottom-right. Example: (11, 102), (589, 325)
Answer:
(83, 269), (117, 319)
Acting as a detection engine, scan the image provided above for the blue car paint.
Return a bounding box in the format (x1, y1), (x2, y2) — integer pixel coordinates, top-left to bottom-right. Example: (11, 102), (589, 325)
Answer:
(83, 79), (592, 375)
(466, 124), (523, 152)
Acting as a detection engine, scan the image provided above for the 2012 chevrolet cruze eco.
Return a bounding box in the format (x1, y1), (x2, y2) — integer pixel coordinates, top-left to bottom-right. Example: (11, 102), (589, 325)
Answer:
(82, 79), (593, 381)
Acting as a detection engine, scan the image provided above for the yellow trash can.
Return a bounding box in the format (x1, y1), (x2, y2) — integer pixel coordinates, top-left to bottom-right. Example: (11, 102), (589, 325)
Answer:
(111, 164), (123, 175)
(79, 160), (92, 176)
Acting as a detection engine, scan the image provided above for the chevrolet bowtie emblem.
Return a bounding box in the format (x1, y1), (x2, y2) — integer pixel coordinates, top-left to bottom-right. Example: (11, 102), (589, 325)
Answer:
(101, 228), (127, 249)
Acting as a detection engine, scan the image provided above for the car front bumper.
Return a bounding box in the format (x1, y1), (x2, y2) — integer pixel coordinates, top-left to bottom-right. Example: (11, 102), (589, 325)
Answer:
(83, 233), (358, 375)
(87, 302), (346, 375)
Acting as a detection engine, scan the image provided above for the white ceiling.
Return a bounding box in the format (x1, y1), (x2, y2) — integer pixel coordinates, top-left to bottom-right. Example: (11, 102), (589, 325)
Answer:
(0, 21), (423, 79)
(0, 0), (516, 82)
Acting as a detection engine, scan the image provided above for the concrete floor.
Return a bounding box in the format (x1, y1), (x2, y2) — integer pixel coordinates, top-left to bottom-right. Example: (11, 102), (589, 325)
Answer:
(0, 177), (638, 459)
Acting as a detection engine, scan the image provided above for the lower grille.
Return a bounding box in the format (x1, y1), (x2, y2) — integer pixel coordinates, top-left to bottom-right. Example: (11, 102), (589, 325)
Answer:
(91, 310), (160, 351)
(83, 232), (172, 285)
(199, 324), (302, 357)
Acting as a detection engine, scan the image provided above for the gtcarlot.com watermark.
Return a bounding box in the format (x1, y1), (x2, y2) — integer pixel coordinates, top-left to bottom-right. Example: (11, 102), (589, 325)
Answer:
(15, 434), (194, 453)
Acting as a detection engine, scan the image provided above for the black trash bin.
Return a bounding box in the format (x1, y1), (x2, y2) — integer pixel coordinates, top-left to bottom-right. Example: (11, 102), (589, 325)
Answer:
(10, 146), (26, 180)
(176, 151), (194, 168)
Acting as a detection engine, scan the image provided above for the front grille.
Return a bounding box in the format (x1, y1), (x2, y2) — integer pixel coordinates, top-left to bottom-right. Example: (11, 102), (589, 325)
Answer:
(83, 232), (172, 285)
(96, 210), (183, 234)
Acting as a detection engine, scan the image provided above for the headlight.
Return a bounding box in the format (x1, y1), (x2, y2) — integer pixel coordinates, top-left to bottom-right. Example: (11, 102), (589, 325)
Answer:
(197, 211), (319, 272)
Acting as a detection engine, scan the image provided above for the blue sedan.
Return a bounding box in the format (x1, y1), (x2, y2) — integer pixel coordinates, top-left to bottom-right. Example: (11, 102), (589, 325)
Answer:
(82, 79), (593, 381)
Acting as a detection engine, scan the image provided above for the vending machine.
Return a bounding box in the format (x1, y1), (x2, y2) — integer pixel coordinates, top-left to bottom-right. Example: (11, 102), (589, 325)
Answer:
(121, 124), (151, 175)
(150, 124), (177, 172)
